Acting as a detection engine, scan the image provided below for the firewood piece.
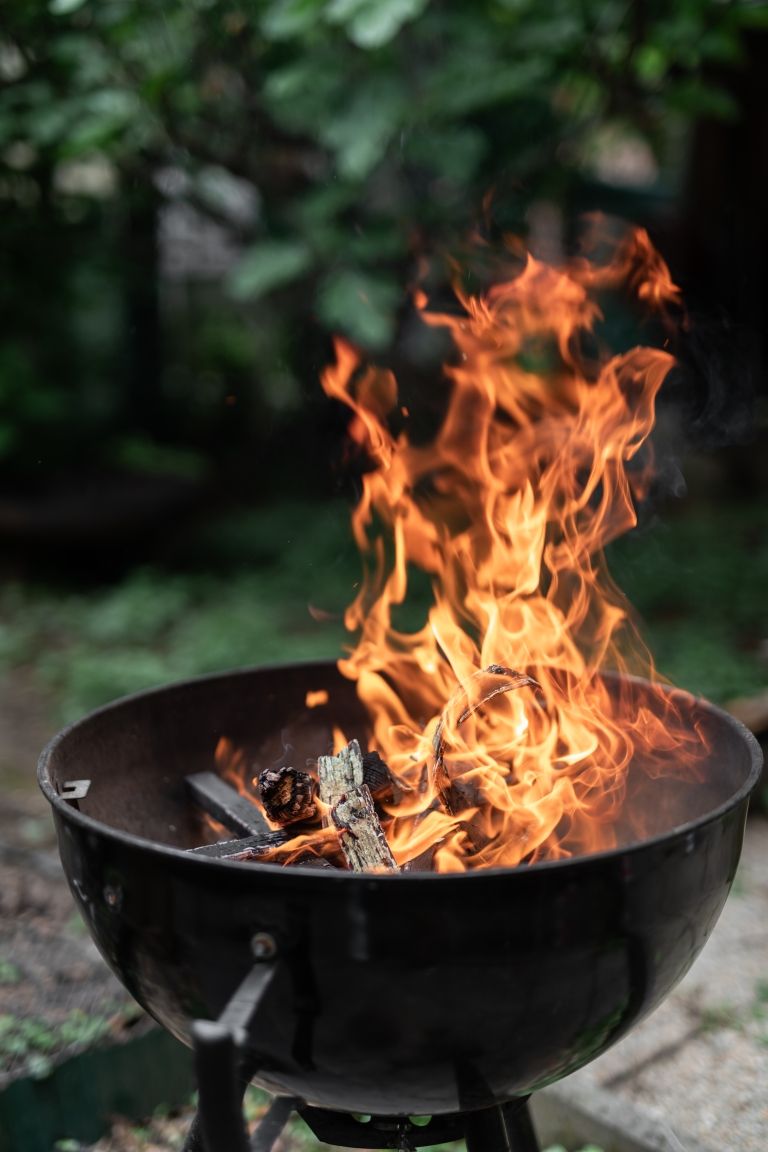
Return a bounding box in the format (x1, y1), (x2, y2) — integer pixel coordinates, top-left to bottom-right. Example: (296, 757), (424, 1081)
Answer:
(331, 785), (399, 872)
(189, 831), (288, 858)
(361, 750), (395, 802)
(290, 855), (340, 870)
(258, 766), (317, 826)
(432, 665), (540, 814)
(403, 844), (439, 872)
(317, 739), (364, 808)
(186, 772), (271, 837)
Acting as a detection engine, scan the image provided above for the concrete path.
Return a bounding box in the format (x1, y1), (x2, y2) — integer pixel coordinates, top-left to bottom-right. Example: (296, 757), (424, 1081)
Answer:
(538, 814), (768, 1151)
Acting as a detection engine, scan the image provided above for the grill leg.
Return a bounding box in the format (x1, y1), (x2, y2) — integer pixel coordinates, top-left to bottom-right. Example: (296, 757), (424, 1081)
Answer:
(464, 1099), (540, 1152)
(190, 1021), (252, 1152)
(182, 955), (282, 1152)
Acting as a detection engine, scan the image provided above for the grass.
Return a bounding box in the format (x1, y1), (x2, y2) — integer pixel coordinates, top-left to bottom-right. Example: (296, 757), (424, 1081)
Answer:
(0, 1008), (136, 1080)
(607, 501), (768, 701)
(0, 498), (766, 726)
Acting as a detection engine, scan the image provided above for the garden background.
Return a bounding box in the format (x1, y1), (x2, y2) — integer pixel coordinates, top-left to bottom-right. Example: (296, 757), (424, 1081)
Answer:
(1, 3), (768, 1148)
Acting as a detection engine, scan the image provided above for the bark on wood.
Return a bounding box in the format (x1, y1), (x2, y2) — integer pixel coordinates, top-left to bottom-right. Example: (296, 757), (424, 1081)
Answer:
(331, 785), (399, 872)
(317, 739), (364, 807)
(258, 766), (317, 826)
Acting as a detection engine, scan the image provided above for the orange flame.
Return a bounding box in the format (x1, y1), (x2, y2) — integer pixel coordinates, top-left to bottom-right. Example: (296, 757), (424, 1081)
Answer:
(320, 220), (705, 871)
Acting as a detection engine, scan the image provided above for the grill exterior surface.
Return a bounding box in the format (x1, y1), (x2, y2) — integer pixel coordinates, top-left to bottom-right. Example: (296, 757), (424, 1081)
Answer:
(39, 662), (762, 1115)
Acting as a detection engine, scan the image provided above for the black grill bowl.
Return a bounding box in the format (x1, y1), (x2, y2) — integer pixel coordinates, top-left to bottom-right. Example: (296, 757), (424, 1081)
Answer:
(38, 662), (762, 1116)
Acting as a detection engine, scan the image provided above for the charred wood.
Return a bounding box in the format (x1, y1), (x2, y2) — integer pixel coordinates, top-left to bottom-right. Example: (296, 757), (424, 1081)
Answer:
(186, 772), (271, 837)
(361, 750), (395, 802)
(432, 665), (540, 814)
(189, 831), (288, 859)
(258, 766), (317, 826)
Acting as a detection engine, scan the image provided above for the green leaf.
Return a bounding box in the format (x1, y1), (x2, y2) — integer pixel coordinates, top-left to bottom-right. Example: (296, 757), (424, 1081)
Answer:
(424, 56), (549, 118)
(321, 78), (404, 178)
(261, 0), (324, 40)
(228, 240), (313, 301)
(317, 268), (400, 349)
(665, 79), (740, 121)
(634, 44), (668, 85)
(49, 0), (88, 13)
(326, 0), (430, 48)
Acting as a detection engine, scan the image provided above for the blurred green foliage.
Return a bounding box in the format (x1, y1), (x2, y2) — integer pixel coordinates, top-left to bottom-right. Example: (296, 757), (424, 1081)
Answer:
(0, 499), (765, 722)
(1, 0), (763, 484)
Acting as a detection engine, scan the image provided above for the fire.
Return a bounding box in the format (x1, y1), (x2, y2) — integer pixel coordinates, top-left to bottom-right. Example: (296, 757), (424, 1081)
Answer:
(319, 218), (706, 872)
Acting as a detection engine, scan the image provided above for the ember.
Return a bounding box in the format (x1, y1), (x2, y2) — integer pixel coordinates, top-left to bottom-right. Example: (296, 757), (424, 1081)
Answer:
(200, 220), (713, 873)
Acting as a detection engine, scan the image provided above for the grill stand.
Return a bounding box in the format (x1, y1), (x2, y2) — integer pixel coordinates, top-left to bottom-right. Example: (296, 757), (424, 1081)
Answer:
(182, 946), (541, 1152)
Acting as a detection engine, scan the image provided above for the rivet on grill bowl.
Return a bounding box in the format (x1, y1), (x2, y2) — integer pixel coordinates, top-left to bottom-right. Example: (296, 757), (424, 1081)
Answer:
(251, 931), (277, 959)
(103, 884), (122, 910)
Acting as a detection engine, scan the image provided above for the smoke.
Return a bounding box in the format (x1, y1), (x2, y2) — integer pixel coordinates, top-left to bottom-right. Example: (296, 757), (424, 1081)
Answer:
(664, 310), (759, 450)
(644, 308), (761, 510)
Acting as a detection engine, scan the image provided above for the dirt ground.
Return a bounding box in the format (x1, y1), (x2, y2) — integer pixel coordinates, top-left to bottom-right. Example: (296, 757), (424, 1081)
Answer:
(0, 672), (136, 1087)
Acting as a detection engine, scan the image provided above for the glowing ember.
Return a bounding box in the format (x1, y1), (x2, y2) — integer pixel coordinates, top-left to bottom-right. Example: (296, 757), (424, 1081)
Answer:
(314, 218), (708, 872)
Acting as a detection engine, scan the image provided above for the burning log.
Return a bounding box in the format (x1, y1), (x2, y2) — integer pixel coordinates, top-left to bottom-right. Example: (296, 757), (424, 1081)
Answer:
(317, 739), (364, 806)
(190, 831), (289, 859)
(258, 766), (317, 826)
(432, 665), (540, 815)
(318, 740), (394, 805)
(331, 785), (399, 872)
(361, 750), (395, 802)
(318, 739), (398, 872)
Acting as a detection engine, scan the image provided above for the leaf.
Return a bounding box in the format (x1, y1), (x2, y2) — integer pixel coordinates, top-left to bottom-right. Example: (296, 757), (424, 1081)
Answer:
(665, 79), (740, 121)
(317, 268), (400, 349)
(634, 44), (668, 85)
(49, 0), (88, 13)
(320, 78), (404, 178)
(228, 240), (313, 301)
(326, 0), (430, 48)
(261, 0), (325, 40)
(424, 56), (549, 118)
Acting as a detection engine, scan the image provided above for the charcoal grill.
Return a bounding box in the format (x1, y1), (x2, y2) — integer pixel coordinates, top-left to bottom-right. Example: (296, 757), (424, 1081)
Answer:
(38, 661), (762, 1152)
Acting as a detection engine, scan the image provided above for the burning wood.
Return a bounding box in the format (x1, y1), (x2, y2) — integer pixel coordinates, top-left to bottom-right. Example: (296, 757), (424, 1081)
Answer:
(331, 785), (399, 872)
(317, 739), (364, 806)
(318, 738), (399, 872)
(431, 666), (540, 815)
(258, 766), (317, 826)
(190, 831), (289, 859)
(361, 750), (395, 802)
(186, 738), (399, 872)
(186, 224), (713, 874)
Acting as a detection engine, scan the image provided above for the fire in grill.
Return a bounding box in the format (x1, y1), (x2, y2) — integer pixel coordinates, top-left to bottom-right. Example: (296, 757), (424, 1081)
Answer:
(38, 218), (764, 1149)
